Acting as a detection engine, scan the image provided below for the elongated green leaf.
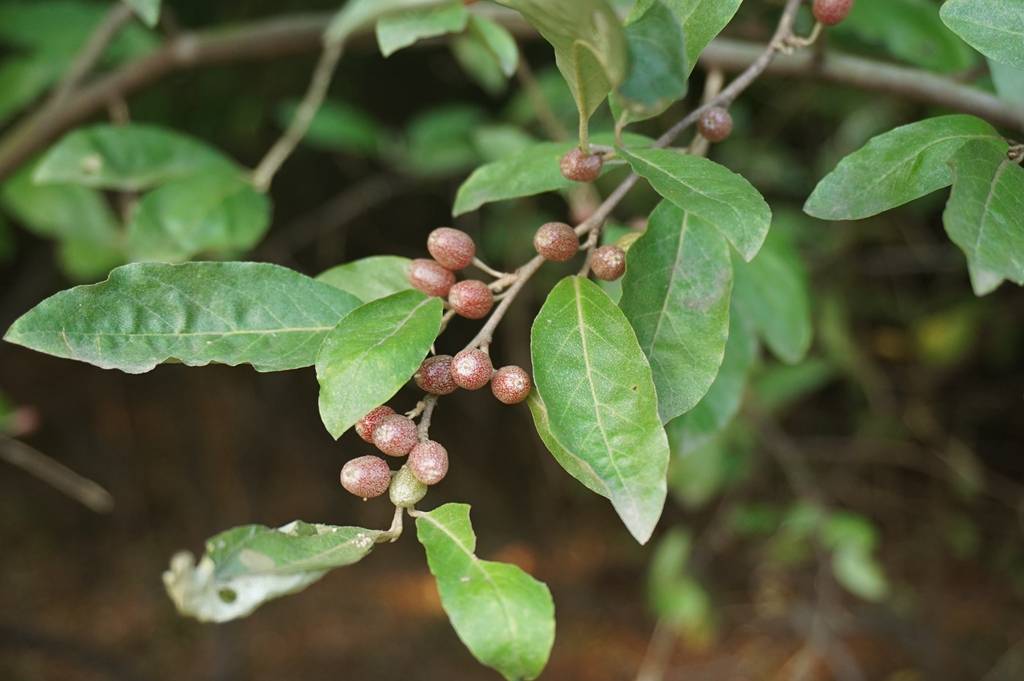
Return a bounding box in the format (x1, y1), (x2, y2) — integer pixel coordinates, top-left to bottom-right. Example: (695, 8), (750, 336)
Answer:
(126, 169), (271, 262)
(34, 124), (233, 191)
(4, 262), (361, 373)
(468, 14), (519, 77)
(665, 0), (742, 71)
(531, 276), (669, 543)
(454, 133), (650, 216)
(0, 1), (158, 59)
(611, 0), (688, 125)
(452, 15), (520, 95)
(804, 115), (1001, 221)
(839, 0), (976, 72)
(376, 2), (469, 57)
(731, 229), (811, 363)
(940, 0), (1024, 68)
(326, 0), (449, 44)
(123, 0), (160, 27)
(619, 147), (772, 261)
(990, 59), (1024, 106)
(278, 99), (387, 156)
(496, 0), (628, 123)
(415, 504), (555, 681)
(163, 521), (382, 623)
(943, 140), (1024, 295)
(667, 310), (757, 456)
(528, 392), (613, 499)
(317, 256), (414, 302)
(619, 201), (732, 422)
(317, 290), (442, 439)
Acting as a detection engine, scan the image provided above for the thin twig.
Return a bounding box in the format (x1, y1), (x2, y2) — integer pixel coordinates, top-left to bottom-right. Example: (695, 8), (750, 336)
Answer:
(416, 395), (438, 441)
(49, 3), (135, 105)
(375, 505), (404, 543)
(472, 257), (509, 279)
(0, 435), (114, 513)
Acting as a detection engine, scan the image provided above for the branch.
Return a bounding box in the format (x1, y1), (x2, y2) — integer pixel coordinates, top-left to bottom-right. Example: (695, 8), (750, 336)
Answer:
(0, 434), (114, 513)
(50, 2), (136, 105)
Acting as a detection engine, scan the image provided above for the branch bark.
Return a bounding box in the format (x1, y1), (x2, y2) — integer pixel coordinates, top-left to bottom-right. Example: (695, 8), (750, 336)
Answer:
(0, 10), (1021, 181)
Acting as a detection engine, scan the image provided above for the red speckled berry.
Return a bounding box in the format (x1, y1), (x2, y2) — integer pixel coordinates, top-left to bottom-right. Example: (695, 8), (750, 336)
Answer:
(590, 245), (626, 281)
(407, 440), (449, 485)
(415, 355), (458, 395)
(340, 455), (391, 499)
(812, 0), (854, 26)
(355, 405), (395, 443)
(491, 365), (532, 405)
(560, 148), (604, 182)
(698, 107), (733, 143)
(448, 280), (494, 320)
(533, 222), (579, 262)
(427, 227), (476, 271)
(451, 349), (493, 390)
(372, 414), (418, 456)
(408, 258), (455, 298)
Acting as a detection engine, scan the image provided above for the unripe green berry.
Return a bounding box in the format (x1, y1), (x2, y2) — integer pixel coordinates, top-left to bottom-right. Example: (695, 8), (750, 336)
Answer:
(355, 405), (395, 443)
(491, 365), (532, 405)
(408, 440), (449, 485)
(450, 349), (493, 390)
(372, 414), (418, 456)
(560, 148), (604, 183)
(408, 258), (455, 298)
(415, 355), (457, 395)
(590, 245), (626, 281)
(448, 280), (494, 320)
(534, 222), (579, 262)
(698, 107), (733, 143)
(427, 227), (476, 271)
(340, 455), (391, 499)
(389, 465), (428, 507)
(812, 0), (854, 26)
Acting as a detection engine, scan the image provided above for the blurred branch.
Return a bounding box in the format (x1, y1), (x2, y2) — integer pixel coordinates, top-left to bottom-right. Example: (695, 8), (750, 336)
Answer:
(0, 9), (1021, 180)
(49, 2), (135, 105)
(0, 434), (114, 513)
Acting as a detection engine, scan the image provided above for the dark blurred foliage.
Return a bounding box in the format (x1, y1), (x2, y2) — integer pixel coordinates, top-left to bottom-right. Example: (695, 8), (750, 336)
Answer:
(2, 1), (1024, 680)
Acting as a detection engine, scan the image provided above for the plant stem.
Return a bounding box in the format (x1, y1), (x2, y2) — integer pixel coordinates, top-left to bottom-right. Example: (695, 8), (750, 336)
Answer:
(49, 3), (135, 105)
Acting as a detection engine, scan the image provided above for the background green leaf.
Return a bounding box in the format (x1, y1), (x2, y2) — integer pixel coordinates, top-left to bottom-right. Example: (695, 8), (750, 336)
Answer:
(940, 0), (1024, 68)
(123, 0), (160, 27)
(415, 503), (555, 681)
(611, 0), (688, 125)
(316, 290), (442, 439)
(4, 262), (361, 373)
(278, 99), (387, 156)
(531, 276), (669, 544)
(375, 2), (469, 57)
(665, 0), (743, 72)
(317, 256), (414, 302)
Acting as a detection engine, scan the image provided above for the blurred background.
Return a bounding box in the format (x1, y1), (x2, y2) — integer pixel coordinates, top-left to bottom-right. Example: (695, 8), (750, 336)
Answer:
(1, 0), (1023, 679)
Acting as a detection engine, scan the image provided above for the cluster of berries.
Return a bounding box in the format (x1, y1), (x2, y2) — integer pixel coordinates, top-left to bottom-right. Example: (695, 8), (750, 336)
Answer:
(534, 220), (626, 281)
(408, 227), (493, 318)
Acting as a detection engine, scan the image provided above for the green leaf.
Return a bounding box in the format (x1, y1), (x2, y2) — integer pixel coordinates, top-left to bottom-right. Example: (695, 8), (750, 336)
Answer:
(531, 276), (669, 543)
(611, 0), (688, 125)
(943, 140), (1024, 295)
(57, 239), (125, 282)
(940, 0), (1024, 68)
(667, 311), (757, 456)
(803, 115), (1001, 221)
(163, 521), (382, 623)
(376, 2), (469, 57)
(619, 147), (772, 261)
(452, 15), (520, 95)
(316, 290), (442, 439)
(415, 503), (555, 681)
(731, 229), (811, 363)
(619, 200), (732, 422)
(123, 0), (160, 27)
(316, 256), (414, 303)
(832, 547), (889, 601)
(4, 262), (361, 373)
(277, 99), (386, 156)
(404, 104), (487, 176)
(0, 56), (62, 126)
(839, 0), (976, 72)
(989, 59), (1024, 106)
(34, 124), (233, 191)
(665, 0), (743, 71)
(496, 0), (628, 124)
(648, 529), (711, 631)
(453, 133), (650, 216)
(473, 125), (538, 162)
(468, 14), (519, 77)
(0, 1), (158, 59)
(325, 0), (451, 45)
(126, 169), (272, 262)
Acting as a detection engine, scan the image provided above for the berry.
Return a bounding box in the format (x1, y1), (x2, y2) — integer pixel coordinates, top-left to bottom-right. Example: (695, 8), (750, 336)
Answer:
(389, 465), (428, 508)
(451, 349), (493, 390)
(355, 405), (395, 443)
(408, 258), (455, 298)
(491, 365), (532, 405)
(534, 222), (579, 262)
(590, 245), (626, 281)
(560, 148), (604, 183)
(812, 0), (854, 26)
(427, 227), (476, 271)
(448, 280), (494, 320)
(340, 455), (391, 499)
(372, 414), (418, 456)
(698, 107), (733, 143)
(415, 355), (458, 395)
(408, 440), (449, 485)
